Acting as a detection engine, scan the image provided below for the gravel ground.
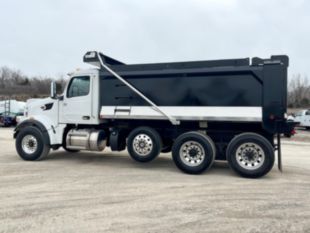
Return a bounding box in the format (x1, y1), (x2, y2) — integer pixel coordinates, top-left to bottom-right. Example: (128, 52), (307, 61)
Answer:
(0, 127), (310, 233)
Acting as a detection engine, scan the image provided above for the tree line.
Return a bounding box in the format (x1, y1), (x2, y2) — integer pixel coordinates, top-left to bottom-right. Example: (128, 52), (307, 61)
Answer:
(0, 66), (310, 108)
(0, 66), (65, 100)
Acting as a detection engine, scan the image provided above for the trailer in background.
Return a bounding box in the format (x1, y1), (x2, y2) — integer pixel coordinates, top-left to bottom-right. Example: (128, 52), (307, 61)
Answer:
(0, 100), (25, 127)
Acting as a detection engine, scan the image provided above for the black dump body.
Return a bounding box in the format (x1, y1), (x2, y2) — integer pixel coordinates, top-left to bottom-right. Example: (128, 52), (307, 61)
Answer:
(84, 52), (293, 134)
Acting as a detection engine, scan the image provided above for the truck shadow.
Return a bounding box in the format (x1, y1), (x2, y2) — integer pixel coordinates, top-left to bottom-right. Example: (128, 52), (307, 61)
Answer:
(45, 150), (233, 177)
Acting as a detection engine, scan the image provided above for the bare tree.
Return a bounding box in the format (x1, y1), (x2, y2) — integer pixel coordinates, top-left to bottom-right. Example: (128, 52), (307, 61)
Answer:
(288, 74), (310, 108)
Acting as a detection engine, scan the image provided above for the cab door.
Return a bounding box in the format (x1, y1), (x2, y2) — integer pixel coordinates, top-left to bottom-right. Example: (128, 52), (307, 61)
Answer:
(59, 75), (93, 124)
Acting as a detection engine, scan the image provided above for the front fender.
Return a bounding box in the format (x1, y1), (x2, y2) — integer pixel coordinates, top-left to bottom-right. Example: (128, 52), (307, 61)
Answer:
(14, 119), (51, 145)
(14, 116), (65, 145)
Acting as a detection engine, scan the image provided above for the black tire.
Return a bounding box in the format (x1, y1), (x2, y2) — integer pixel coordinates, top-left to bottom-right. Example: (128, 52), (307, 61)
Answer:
(63, 146), (80, 153)
(226, 133), (275, 178)
(161, 145), (172, 153)
(15, 126), (50, 161)
(172, 132), (216, 174)
(127, 127), (162, 162)
(161, 139), (173, 153)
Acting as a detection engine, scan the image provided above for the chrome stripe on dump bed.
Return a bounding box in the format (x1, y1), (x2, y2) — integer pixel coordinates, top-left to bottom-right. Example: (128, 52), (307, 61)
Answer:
(100, 106), (262, 122)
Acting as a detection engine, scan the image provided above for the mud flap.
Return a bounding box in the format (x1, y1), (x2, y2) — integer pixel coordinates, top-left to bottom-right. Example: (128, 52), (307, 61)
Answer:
(277, 133), (282, 172)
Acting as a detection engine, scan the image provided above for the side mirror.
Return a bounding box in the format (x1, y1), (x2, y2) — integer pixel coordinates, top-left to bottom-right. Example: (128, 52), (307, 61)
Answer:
(50, 81), (57, 99)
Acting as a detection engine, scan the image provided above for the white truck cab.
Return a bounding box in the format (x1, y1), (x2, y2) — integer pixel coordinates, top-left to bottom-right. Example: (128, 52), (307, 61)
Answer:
(19, 68), (100, 146)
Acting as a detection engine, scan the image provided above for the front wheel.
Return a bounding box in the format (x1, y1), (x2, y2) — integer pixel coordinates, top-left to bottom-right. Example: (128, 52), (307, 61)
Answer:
(226, 133), (275, 178)
(16, 126), (50, 161)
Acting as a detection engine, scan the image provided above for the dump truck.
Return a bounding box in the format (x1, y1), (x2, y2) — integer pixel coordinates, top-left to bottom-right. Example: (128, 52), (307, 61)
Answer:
(13, 51), (295, 178)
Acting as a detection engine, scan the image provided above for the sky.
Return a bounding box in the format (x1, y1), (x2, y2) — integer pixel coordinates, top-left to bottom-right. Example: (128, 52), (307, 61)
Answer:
(0, 0), (309, 79)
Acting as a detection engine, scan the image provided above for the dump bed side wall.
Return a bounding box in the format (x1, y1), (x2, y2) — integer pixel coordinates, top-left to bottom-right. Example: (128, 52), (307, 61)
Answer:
(99, 59), (288, 134)
(100, 72), (262, 107)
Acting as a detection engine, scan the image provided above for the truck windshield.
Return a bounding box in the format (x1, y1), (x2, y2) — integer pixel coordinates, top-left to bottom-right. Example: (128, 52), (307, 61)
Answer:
(67, 76), (90, 98)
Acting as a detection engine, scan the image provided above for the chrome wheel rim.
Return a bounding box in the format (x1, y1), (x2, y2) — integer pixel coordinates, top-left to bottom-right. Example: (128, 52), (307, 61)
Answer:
(179, 141), (205, 167)
(235, 143), (265, 170)
(21, 135), (38, 154)
(132, 134), (153, 156)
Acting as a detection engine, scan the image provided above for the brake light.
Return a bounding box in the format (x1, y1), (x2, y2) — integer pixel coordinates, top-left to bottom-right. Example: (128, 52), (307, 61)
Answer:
(291, 129), (296, 135)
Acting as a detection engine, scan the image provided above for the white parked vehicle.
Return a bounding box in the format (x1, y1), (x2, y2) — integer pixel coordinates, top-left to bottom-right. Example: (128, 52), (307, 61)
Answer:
(294, 109), (310, 129)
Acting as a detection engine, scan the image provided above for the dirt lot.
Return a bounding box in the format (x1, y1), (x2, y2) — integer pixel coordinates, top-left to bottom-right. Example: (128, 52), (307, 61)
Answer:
(0, 128), (310, 233)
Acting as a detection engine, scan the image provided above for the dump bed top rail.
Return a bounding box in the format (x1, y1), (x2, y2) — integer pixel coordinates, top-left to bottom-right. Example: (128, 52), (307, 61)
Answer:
(84, 51), (250, 70)
(83, 51), (288, 71)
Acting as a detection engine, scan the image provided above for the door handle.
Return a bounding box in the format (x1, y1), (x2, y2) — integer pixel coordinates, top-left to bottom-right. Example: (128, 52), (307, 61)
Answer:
(63, 103), (67, 106)
(82, 116), (90, 120)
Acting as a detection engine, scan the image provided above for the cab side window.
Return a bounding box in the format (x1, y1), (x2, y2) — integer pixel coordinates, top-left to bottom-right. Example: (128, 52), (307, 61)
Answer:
(67, 76), (90, 98)
(306, 110), (310, 116)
